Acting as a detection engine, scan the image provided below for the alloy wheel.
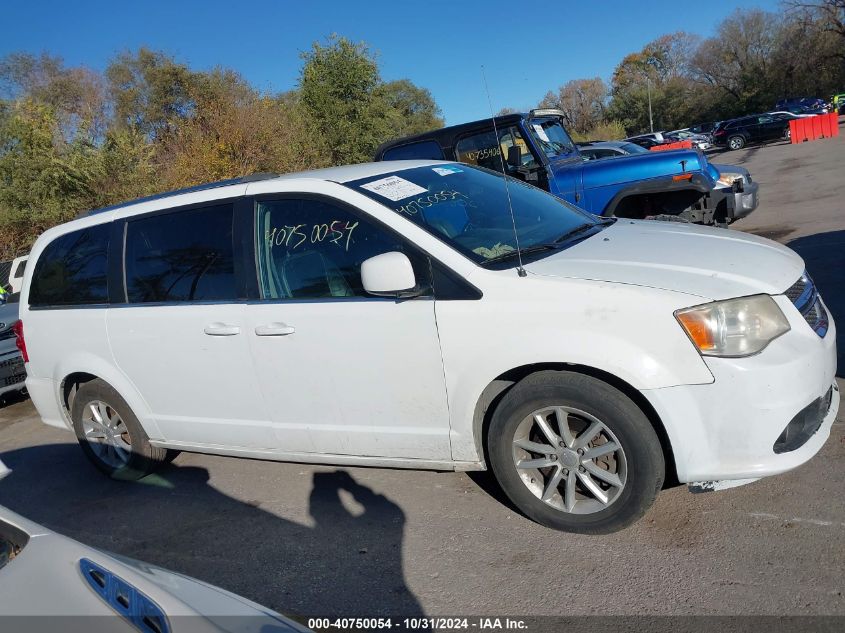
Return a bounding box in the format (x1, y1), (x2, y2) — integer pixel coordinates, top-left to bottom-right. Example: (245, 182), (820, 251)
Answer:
(511, 406), (627, 514)
(81, 400), (132, 468)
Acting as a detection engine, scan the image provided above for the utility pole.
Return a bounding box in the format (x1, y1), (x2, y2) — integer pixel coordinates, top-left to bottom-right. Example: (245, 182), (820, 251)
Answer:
(647, 76), (654, 133)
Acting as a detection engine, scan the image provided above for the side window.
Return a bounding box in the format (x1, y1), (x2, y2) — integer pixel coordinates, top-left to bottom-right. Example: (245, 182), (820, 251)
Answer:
(455, 126), (535, 174)
(455, 129), (503, 171)
(12, 260), (26, 279)
(382, 141), (444, 161)
(124, 204), (237, 303)
(29, 224), (110, 307)
(255, 198), (428, 300)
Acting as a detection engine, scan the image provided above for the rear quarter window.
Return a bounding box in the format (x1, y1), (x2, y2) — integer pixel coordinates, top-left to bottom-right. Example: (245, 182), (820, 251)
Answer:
(29, 224), (111, 307)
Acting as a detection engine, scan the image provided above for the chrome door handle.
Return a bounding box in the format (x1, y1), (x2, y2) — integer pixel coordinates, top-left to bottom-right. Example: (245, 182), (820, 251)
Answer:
(203, 323), (241, 336)
(255, 322), (296, 336)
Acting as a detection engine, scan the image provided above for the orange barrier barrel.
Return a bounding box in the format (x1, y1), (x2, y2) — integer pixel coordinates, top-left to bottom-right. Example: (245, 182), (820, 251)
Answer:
(811, 116), (822, 140)
(820, 114), (832, 138)
(789, 119), (799, 144)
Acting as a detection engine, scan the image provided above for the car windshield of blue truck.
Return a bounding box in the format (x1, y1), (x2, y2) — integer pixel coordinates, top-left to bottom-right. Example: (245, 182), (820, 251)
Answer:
(346, 164), (604, 267)
(528, 118), (578, 159)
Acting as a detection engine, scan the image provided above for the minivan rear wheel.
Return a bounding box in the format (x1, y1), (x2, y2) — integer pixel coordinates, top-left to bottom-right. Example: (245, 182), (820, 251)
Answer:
(71, 379), (178, 480)
(487, 371), (664, 534)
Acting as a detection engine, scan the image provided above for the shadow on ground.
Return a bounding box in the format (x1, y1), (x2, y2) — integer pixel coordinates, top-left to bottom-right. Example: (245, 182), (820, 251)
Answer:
(0, 443), (423, 618)
(788, 230), (845, 377)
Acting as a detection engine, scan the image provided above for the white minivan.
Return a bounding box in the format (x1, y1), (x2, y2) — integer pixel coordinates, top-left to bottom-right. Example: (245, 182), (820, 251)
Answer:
(18, 161), (839, 533)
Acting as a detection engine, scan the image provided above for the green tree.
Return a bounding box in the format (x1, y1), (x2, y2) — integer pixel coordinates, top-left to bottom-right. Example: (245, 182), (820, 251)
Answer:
(105, 48), (197, 138)
(0, 52), (107, 141)
(380, 79), (444, 137)
(0, 100), (98, 258)
(298, 35), (393, 164)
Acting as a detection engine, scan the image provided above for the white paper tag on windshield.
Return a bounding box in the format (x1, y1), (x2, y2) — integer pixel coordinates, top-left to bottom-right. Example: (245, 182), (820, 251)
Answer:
(360, 176), (427, 201)
(532, 124), (551, 142)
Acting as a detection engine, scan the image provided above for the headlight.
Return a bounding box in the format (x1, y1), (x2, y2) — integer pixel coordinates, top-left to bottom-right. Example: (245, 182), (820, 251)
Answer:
(717, 172), (743, 187)
(675, 295), (790, 357)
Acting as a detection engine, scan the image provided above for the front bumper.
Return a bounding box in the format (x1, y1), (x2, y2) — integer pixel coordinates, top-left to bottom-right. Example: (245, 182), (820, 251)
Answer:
(710, 179), (759, 221)
(641, 295), (838, 483)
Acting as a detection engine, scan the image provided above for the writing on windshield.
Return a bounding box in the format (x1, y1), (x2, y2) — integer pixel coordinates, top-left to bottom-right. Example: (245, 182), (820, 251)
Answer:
(346, 165), (596, 267)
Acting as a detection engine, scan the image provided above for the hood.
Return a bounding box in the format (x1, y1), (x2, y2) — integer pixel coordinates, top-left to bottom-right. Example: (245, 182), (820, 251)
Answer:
(578, 149), (714, 190)
(525, 220), (804, 301)
(0, 499), (306, 630)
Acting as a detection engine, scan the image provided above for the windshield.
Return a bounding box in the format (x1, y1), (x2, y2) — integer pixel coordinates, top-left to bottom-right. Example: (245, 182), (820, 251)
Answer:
(346, 164), (601, 267)
(527, 118), (577, 158)
(620, 142), (648, 154)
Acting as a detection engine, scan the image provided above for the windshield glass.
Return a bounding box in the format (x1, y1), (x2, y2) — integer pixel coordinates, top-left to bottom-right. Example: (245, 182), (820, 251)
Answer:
(527, 118), (577, 158)
(346, 164), (600, 266)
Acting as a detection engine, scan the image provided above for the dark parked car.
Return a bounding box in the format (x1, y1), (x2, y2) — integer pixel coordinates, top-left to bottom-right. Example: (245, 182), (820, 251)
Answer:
(712, 113), (792, 150)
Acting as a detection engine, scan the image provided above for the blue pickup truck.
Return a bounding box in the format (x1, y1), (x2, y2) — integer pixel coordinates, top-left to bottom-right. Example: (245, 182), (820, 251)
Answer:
(374, 109), (758, 225)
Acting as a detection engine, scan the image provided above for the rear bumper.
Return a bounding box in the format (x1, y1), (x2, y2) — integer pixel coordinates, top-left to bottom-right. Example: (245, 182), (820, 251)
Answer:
(641, 295), (838, 483)
(25, 375), (67, 429)
(0, 351), (26, 396)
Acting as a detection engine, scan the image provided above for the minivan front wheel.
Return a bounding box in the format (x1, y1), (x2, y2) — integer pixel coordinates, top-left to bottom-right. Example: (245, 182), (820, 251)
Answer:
(487, 371), (664, 534)
(71, 379), (177, 480)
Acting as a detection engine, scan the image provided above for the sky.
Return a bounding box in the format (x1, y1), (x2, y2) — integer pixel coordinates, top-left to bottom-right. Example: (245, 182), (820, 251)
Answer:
(1, 0), (781, 125)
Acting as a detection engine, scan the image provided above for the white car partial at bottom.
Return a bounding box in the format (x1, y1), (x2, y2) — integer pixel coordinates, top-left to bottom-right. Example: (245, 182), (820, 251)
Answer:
(17, 160), (838, 533)
(0, 460), (309, 632)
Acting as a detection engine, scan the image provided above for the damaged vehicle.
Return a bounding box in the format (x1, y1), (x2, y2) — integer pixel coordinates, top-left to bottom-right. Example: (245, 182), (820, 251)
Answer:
(375, 110), (758, 225)
(17, 163), (837, 534)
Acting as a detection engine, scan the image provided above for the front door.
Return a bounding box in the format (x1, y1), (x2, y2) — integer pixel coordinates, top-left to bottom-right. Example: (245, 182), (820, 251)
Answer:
(244, 196), (452, 461)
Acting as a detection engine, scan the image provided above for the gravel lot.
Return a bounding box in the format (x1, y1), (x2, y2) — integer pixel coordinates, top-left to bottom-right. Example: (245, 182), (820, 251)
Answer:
(1, 127), (843, 620)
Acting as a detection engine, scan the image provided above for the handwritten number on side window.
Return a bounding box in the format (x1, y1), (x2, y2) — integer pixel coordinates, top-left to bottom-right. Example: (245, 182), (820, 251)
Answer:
(266, 220), (358, 252)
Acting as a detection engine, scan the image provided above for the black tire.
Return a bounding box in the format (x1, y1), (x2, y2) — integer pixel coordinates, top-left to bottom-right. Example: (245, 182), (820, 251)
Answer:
(487, 371), (664, 534)
(727, 135), (745, 150)
(71, 378), (178, 480)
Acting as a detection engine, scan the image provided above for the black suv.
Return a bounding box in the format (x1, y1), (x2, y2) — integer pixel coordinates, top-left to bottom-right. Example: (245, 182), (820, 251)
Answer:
(712, 113), (793, 150)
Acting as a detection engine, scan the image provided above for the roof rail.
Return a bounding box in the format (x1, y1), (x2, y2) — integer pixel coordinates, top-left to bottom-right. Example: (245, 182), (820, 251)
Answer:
(86, 172), (280, 216)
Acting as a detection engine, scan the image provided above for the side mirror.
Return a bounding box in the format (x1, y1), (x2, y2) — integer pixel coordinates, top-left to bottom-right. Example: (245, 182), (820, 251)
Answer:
(506, 145), (522, 168)
(361, 251), (420, 298)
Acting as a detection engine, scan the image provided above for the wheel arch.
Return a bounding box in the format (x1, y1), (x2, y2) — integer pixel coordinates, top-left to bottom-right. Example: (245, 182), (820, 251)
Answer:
(471, 362), (679, 487)
(56, 360), (161, 440)
(600, 175), (712, 219)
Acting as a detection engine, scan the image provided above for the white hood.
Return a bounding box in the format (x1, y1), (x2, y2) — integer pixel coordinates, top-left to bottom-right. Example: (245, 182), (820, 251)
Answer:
(525, 220), (804, 301)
